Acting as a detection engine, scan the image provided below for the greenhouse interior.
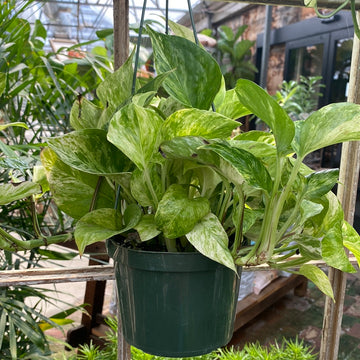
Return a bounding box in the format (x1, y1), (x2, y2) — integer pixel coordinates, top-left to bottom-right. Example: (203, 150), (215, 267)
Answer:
(2, 0), (360, 359)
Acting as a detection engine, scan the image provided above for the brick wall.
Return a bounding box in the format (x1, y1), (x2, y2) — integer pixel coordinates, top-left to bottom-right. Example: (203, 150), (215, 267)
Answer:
(220, 5), (317, 93)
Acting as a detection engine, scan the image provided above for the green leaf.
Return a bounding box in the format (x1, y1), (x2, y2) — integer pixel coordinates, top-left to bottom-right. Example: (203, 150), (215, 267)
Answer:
(136, 70), (175, 95)
(0, 182), (42, 205)
(219, 25), (235, 42)
(300, 199), (324, 225)
(96, 48), (134, 109)
(214, 88), (252, 120)
(235, 79), (295, 156)
(75, 204), (142, 254)
(294, 102), (360, 159)
(70, 96), (104, 130)
(30, 19), (46, 48)
(37, 249), (78, 260)
(41, 149), (115, 220)
(130, 166), (162, 208)
(166, 18), (197, 42)
(0, 72), (6, 97)
(304, 169), (339, 200)
(295, 235), (322, 260)
(234, 25), (248, 41)
(186, 213), (236, 272)
(108, 103), (163, 170)
(0, 122), (28, 132)
(343, 221), (360, 266)
(134, 214), (161, 242)
(230, 137), (277, 159)
(0, 310), (6, 350)
(155, 184), (210, 239)
(316, 193), (356, 273)
(132, 91), (157, 108)
(322, 229), (356, 273)
(160, 136), (212, 161)
(161, 108), (239, 141)
(148, 26), (222, 110)
(201, 141), (273, 193)
(47, 129), (131, 175)
(39, 318), (74, 331)
(298, 264), (334, 300)
(234, 40), (254, 60)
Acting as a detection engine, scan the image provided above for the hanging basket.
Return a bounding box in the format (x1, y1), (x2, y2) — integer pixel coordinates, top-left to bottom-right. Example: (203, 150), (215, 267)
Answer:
(107, 238), (241, 357)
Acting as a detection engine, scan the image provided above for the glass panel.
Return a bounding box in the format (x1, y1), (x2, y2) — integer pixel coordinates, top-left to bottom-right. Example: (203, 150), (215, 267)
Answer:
(288, 44), (324, 81)
(330, 38), (353, 103)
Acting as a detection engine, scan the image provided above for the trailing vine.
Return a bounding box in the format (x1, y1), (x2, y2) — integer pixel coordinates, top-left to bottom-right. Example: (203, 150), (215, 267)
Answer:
(305, 0), (360, 39)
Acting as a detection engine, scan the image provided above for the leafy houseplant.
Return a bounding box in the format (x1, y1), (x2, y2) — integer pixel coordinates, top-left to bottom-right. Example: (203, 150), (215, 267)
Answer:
(213, 24), (258, 89)
(3, 22), (360, 356)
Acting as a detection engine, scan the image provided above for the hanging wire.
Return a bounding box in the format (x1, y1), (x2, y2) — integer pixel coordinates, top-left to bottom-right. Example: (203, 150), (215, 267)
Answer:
(165, 0), (169, 34)
(187, 0), (199, 46)
(132, 0), (148, 95)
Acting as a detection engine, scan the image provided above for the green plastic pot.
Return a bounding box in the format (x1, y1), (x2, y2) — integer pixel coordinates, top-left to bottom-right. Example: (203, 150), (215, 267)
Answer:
(107, 238), (241, 357)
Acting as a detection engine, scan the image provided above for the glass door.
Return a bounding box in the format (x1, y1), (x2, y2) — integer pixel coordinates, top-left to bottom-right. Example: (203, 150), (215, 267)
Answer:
(284, 34), (329, 108)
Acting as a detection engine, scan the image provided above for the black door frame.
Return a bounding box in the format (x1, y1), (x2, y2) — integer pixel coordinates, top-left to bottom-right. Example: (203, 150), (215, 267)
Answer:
(256, 10), (354, 106)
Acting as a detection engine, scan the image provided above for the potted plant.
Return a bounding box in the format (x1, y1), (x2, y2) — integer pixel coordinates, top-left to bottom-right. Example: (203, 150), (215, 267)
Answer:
(2, 23), (360, 356)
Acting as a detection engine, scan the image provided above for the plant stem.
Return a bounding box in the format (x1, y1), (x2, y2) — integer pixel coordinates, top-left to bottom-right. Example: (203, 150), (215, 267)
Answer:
(143, 167), (159, 209)
(0, 227), (72, 251)
(164, 237), (178, 252)
(232, 186), (245, 257)
(218, 179), (232, 224)
(238, 156), (284, 265)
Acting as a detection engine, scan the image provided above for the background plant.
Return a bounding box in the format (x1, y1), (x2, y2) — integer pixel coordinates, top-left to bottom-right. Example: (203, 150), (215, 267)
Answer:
(274, 75), (325, 120)
(0, 1), (114, 357)
(212, 25), (258, 89)
(72, 316), (316, 360)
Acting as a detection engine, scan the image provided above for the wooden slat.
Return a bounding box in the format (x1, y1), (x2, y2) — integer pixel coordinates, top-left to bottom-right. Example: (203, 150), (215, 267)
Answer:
(0, 255), (356, 287)
(0, 265), (115, 287)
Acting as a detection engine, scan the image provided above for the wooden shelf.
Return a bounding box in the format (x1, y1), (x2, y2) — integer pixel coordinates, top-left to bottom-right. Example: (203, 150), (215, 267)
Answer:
(233, 274), (307, 332)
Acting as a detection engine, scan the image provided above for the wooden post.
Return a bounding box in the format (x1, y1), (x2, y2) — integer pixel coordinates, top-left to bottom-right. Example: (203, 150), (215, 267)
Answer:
(319, 11), (360, 360)
(113, 0), (129, 69)
(113, 0), (131, 359)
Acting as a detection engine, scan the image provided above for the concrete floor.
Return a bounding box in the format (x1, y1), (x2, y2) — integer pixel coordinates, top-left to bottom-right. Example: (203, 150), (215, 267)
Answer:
(229, 270), (360, 360)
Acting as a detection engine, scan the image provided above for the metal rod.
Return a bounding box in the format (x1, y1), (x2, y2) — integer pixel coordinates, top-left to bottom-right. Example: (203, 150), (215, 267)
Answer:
(319, 11), (360, 360)
(259, 5), (272, 88)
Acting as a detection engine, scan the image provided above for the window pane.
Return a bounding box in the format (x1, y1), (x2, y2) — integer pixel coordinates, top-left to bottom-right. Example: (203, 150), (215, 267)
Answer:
(288, 44), (324, 81)
(330, 38), (352, 103)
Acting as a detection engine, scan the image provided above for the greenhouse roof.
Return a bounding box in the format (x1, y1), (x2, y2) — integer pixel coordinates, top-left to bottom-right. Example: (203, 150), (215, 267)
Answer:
(24, 0), (200, 49)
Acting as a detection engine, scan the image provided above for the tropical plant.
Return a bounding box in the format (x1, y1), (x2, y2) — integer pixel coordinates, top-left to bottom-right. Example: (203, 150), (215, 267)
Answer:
(14, 21), (358, 303)
(214, 24), (258, 89)
(274, 75), (325, 120)
(0, 1), (113, 355)
(0, 0), (113, 147)
(73, 316), (316, 360)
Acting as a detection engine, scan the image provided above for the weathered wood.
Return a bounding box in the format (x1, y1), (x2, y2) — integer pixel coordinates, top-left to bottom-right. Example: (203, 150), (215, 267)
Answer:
(0, 265), (114, 286)
(320, 10), (360, 360)
(113, 1), (130, 358)
(214, 0), (360, 9)
(113, 0), (129, 69)
(0, 255), (356, 287)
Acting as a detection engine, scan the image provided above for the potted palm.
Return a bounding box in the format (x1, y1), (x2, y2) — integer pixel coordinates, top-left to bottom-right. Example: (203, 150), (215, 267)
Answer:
(2, 24), (360, 356)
